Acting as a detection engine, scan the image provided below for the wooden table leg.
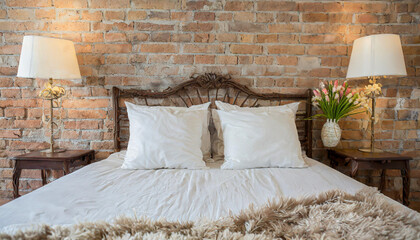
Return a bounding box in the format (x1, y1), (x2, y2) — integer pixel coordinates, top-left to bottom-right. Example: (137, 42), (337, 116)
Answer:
(350, 159), (359, 178)
(379, 169), (386, 192)
(41, 169), (47, 186)
(12, 164), (21, 199)
(63, 161), (70, 175)
(401, 160), (410, 206)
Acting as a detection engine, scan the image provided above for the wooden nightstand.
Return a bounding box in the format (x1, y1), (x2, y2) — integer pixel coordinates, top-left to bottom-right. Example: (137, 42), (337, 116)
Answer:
(328, 149), (412, 206)
(11, 150), (95, 199)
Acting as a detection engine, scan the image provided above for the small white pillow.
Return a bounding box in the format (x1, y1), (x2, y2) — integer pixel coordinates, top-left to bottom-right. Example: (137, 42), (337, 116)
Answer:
(124, 102), (212, 162)
(212, 101), (300, 161)
(122, 102), (206, 169)
(216, 109), (306, 169)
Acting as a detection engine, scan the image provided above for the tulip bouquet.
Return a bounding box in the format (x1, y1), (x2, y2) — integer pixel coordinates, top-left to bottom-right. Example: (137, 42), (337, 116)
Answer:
(311, 80), (364, 121)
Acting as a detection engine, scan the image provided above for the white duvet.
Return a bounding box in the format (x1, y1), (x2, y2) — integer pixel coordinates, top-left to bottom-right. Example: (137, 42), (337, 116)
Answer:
(0, 151), (396, 233)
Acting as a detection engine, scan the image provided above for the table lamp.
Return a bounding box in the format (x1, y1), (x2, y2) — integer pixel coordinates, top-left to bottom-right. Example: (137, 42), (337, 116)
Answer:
(17, 36), (81, 153)
(346, 34), (407, 152)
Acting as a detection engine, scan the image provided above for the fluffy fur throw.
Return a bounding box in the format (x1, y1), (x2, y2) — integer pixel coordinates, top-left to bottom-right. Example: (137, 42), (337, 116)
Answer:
(1, 188), (419, 240)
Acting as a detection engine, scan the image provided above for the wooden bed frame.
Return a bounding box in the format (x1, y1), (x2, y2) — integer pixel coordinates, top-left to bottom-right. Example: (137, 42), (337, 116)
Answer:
(112, 73), (313, 157)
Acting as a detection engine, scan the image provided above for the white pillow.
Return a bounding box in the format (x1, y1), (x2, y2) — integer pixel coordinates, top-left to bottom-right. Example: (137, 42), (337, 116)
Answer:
(216, 109), (306, 169)
(122, 102), (206, 169)
(212, 101), (300, 161)
(124, 102), (212, 162)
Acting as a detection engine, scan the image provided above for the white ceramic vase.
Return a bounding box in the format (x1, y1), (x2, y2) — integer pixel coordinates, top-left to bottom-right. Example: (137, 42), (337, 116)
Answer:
(321, 119), (341, 148)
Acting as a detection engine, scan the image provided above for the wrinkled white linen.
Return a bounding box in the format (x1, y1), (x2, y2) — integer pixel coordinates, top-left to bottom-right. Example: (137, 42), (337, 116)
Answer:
(0, 151), (386, 233)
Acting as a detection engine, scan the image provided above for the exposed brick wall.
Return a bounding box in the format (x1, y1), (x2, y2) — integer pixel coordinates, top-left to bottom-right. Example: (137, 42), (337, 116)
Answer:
(0, 0), (418, 210)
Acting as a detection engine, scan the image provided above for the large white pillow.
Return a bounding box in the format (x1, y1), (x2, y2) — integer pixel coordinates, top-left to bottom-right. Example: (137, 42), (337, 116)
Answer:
(122, 102), (206, 169)
(212, 101), (300, 161)
(124, 102), (212, 162)
(216, 109), (306, 169)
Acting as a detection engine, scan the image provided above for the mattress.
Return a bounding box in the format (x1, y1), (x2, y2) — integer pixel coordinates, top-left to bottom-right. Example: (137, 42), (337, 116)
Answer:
(0, 151), (401, 233)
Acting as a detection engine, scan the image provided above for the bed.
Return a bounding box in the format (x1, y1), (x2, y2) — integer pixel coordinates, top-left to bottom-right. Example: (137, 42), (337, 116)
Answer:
(0, 73), (418, 238)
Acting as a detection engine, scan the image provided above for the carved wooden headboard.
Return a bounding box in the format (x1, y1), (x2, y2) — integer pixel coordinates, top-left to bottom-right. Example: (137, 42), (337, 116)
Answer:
(112, 73), (313, 157)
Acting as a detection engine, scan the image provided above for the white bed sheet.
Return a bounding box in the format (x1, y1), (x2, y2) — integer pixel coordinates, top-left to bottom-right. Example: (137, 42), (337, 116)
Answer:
(0, 151), (403, 233)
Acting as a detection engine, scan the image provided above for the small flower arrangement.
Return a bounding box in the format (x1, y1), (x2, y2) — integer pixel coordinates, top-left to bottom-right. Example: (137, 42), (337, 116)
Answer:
(311, 80), (364, 121)
(359, 78), (382, 119)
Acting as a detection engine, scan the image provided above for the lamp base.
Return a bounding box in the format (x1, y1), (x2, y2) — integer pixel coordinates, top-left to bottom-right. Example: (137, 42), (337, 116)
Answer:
(41, 148), (66, 154)
(358, 148), (384, 153)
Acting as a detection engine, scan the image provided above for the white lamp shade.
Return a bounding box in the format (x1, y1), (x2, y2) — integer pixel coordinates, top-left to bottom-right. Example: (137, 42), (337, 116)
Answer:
(346, 34), (407, 79)
(17, 36), (81, 80)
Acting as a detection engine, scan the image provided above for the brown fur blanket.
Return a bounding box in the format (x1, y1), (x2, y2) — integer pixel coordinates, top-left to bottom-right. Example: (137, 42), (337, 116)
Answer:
(1, 188), (419, 240)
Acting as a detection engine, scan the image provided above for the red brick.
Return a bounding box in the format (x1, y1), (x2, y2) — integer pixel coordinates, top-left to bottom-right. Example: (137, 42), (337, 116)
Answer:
(173, 55), (194, 64)
(91, 141), (114, 150)
(62, 130), (80, 139)
(0, 45), (21, 55)
(257, 34), (277, 43)
(234, 12), (255, 22)
(1, 89), (20, 98)
(217, 13), (232, 21)
(182, 22), (214, 32)
(267, 45), (304, 55)
(230, 44), (262, 54)
(62, 99), (109, 109)
(217, 56), (238, 65)
(127, 10), (147, 20)
(7, 0), (51, 7)
(0, 130), (21, 139)
(14, 120), (42, 128)
(269, 24), (301, 33)
(307, 46), (347, 56)
(55, 0), (87, 8)
(8, 9), (34, 20)
(256, 13), (274, 23)
(151, 32), (171, 42)
(99, 65), (135, 75)
(68, 109), (107, 119)
(355, 14), (378, 24)
(132, 0), (179, 9)
(64, 120), (102, 130)
(93, 44), (131, 53)
(302, 13), (328, 22)
(141, 44), (177, 53)
(90, 0), (130, 8)
(171, 12), (193, 21)
(225, 1), (253, 11)
(257, 1), (297, 11)
(105, 33), (127, 42)
(104, 11), (124, 21)
(194, 12), (215, 21)
(216, 33), (237, 42)
(81, 131), (102, 140)
(135, 23), (174, 31)
(83, 33), (103, 43)
(195, 55), (215, 64)
(276, 56), (298, 66)
(49, 22), (89, 32)
(184, 44), (224, 54)
(81, 11), (102, 21)
(229, 22), (267, 33)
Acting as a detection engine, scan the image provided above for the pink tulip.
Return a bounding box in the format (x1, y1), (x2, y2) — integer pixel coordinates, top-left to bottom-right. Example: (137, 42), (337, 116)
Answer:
(322, 88), (328, 95)
(325, 95), (329, 102)
(345, 88), (351, 95)
(342, 81), (347, 88)
(334, 80), (338, 88)
(313, 89), (320, 97)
